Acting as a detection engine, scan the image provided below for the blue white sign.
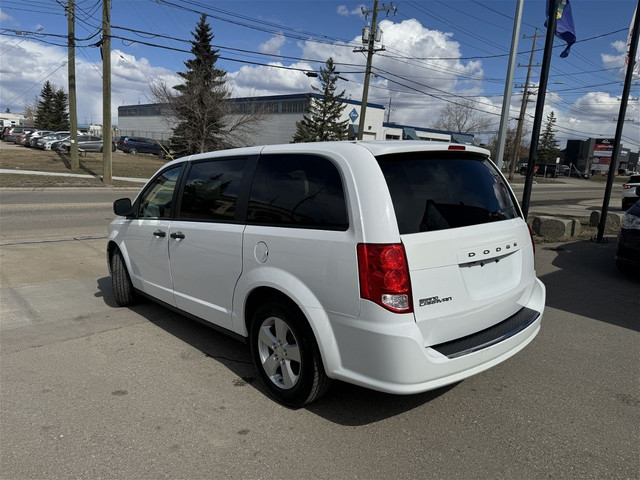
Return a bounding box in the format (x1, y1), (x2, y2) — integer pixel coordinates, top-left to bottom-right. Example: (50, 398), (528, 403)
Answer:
(349, 108), (358, 123)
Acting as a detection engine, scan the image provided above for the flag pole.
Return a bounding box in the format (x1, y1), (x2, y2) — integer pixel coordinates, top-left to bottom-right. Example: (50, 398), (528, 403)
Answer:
(521, 0), (559, 219)
(596, 2), (640, 242)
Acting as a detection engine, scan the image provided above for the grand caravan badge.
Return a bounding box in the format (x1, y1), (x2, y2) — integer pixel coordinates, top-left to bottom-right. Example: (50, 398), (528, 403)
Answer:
(419, 295), (453, 307)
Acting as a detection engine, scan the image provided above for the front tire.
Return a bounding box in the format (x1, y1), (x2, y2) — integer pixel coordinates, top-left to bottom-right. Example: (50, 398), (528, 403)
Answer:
(110, 249), (136, 307)
(129, 147), (138, 154)
(250, 299), (330, 407)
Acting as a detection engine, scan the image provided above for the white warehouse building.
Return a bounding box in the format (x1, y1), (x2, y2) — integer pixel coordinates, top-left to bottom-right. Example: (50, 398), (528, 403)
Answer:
(116, 93), (474, 146)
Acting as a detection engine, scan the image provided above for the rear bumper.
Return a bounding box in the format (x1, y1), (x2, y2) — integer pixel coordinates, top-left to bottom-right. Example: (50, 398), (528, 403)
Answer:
(326, 278), (545, 394)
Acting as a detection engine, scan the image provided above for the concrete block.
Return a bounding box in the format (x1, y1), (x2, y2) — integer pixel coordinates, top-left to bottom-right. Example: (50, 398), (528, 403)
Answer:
(530, 216), (581, 241)
(589, 211), (623, 231)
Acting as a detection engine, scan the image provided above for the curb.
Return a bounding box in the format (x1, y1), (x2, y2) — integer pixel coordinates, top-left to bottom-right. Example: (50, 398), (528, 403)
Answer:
(0, 169), (147, 184)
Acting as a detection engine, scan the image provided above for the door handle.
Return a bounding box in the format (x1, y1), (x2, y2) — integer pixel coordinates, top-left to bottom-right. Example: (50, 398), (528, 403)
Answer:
(153, 229), (166, 238)
(170, 231), (185, 240)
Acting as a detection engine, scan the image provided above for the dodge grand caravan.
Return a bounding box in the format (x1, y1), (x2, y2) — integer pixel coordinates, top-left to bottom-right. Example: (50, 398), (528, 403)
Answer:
(108, 141), (546, 407)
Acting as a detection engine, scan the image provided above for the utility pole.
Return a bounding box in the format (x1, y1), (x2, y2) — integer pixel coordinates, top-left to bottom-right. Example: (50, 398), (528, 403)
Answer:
(494, 0), (523, 171)
(102, 0), (112, 185)
(509, 29), (539, 181)
(355, 1), (395, 140)
(67, 0), (79, 172)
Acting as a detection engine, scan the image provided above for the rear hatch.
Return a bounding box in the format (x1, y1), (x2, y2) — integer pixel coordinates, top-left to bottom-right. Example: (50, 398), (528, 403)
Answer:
(377, 151), (537, 346)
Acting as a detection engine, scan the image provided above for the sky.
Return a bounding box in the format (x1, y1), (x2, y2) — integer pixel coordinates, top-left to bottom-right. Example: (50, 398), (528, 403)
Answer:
(0, 0), (638, 150)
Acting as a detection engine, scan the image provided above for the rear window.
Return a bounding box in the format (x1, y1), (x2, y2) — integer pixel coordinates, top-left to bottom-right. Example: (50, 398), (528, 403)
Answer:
(377, 152), (520, 235)
(629, 175), (640, 184)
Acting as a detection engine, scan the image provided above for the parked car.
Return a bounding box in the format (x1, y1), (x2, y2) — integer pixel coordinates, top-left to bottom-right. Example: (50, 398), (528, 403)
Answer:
(40, 134), (68, 151)
(535, 164), (562, 178)
(4, 127), (31, 143)
(116, 136), (166, 156)
(2, 126), (24, 142)
(1, 126), (13, 140)
(622, 175), (640, 210)
(616, 197), (640, 274)
(14, 128), (36, 145)
(57, 135), (116, 153)
(519, 163), (566, 177)
(25, 130), (55, 148)
(49, 137), (70, 152)
(108, 141), (546, 406)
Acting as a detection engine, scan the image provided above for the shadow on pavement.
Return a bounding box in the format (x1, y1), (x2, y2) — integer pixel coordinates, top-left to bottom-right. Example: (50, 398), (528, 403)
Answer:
(96, 276), (457, 425)
(539, 238), (639, 332)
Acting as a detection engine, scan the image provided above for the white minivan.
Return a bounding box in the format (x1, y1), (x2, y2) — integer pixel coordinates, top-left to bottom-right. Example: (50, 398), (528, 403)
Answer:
(108, 141), (545, 407)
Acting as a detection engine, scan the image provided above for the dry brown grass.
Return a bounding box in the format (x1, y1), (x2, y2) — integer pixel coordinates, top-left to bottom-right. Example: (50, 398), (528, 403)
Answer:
(0, 143), (169, 188)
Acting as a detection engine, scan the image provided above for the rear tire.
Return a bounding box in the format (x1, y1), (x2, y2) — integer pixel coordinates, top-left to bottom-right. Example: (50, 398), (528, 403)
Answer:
(110, 249), (136, 307)
(250, 299), (330, 407)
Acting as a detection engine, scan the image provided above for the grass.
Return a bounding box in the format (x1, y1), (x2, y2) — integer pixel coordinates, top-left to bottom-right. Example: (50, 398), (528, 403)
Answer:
(0, 143), (169, 188)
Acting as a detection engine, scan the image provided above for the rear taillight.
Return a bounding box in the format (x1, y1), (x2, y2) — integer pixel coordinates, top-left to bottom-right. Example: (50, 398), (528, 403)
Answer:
(357, 243), (413, 313)
(623, 184), (633, 189)
(527, 223), (536, 255)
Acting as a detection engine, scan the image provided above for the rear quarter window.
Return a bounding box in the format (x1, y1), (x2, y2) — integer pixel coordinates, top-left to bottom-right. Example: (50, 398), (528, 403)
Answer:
(247, 154), (348, 231)
(377, 151), (519, 235)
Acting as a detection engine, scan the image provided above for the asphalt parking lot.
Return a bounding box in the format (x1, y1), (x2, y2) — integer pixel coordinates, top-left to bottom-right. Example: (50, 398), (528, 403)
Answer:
(1, 200), (639, 479)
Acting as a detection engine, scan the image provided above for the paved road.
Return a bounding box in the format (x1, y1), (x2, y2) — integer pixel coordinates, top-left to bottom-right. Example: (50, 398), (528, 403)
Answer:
(1, 189), (638, 479)
(0, 189), (136, 243)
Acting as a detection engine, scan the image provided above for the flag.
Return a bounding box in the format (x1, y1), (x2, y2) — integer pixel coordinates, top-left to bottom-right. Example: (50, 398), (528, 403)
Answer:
(546, 0), (576, 58)
(627, 7), (640, 79)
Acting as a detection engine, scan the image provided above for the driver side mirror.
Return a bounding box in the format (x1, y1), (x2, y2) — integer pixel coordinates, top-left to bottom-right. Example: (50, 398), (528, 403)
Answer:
(113, 198), (133, 217)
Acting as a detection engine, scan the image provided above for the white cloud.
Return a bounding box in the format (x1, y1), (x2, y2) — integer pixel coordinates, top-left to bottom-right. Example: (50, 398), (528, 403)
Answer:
(0, 39), (180, 125)
(228, 62), (314, 97)
(611, 40), (627, 53)
(601, 40), (628, 75)
(293, 18), (490, 126)
(0, 9), (12, 22)
(258, 33), (286, 55)
(337, 5), (365, 17)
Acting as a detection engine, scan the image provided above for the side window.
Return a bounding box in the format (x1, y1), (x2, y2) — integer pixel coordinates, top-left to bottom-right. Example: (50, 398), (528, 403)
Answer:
(247, 154), (348, 230)
(179, 158), (247, 221)
(137, 165), (182, 218)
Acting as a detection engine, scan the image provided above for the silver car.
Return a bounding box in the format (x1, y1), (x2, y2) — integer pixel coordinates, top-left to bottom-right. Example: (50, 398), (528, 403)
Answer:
(57, 135), (116, 153)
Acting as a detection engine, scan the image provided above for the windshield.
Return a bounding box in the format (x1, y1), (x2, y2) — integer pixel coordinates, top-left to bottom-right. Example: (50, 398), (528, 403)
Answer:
(377, 152), (520, 235)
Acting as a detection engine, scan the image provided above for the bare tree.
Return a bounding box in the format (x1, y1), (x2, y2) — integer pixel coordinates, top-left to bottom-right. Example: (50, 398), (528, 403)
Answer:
(23, 97), (38, 125)
(431, 99), (493, 134)
(150, 80), (266, 149)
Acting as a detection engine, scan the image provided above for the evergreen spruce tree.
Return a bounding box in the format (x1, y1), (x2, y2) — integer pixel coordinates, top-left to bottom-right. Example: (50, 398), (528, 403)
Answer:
(51, 89), (70, 131)
(538, 111), (560, 164)
(293, 58), (349, 142)
(171, 14), (229, 156)
(34, 81), (55, 129)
